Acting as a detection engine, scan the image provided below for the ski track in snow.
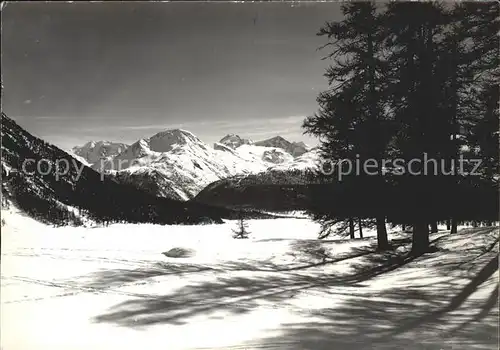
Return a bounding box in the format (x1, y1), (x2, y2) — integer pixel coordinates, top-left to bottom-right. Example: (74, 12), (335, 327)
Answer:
(1, 208), (498, 350)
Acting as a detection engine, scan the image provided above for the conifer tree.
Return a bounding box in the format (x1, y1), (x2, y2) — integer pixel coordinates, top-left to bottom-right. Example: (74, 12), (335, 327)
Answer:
(383, 2), (450, 254)
(233, 214), (250, 239)
(303, 2), (391, 249)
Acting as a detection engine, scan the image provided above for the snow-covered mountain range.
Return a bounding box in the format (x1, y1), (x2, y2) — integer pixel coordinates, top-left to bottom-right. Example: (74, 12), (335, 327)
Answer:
(1, 113), (224, 225)
(254, 136), (309, 157)
(72, 141), (129, 166)
(73, 131), (319, 201)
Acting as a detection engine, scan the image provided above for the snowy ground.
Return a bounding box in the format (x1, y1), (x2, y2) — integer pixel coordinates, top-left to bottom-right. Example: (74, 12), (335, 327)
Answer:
(1, 208), (498, 350)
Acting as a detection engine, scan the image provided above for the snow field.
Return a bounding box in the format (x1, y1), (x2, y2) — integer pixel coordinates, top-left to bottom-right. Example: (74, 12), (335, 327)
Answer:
(1, 207), (498, 350)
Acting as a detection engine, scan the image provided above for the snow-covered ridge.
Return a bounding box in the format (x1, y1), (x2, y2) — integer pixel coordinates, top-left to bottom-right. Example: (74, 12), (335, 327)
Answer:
(149, 129), (202, 153)
(254, 136), (309, 157)
(72, 140), (129, 166)
(218, 134), (252, 149)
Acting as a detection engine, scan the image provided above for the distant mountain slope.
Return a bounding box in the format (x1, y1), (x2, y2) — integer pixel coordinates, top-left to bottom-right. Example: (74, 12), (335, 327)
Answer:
(193, 178), (320, 212)
(192, 149), (324, 211)
(75, 132), (318, 200)
(267, 148), (321, 172)
(1, 113), (224, 226)
(72, 141), (129, 166)
(254, 136), (309, 157)
(218, 134), (252, 149)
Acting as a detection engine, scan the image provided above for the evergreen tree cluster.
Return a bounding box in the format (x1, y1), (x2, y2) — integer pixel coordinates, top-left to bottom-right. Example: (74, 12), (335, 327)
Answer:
(303, 2), (499, 254)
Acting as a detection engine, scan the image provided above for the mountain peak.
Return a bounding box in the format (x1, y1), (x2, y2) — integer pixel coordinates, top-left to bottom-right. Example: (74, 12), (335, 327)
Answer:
(254, 136), (308, 157)
(75, 139), (126, 148)
(72, 140), (129, 165)
(254, 135), (292, 148)
(293, 141), (309, 149)
(151, 128), (195, 138)
(148, 129), (202, 152)
(218, 134), (252, 149)
(268, 135), (288, 142)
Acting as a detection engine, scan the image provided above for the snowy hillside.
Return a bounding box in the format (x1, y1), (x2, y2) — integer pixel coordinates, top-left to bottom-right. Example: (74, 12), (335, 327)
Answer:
(254, 136), (309, 157)
(88, 130), (319, 201)
(2, 208), (497, 350)
(268, 148), (322, 172)
(236, 144), (295, 165)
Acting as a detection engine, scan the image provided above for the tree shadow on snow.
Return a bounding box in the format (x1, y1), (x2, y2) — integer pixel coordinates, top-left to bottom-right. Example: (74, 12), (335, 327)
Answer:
(73, 261), (217, 290)
(254, 255), (498, 350)
(76, 238), (378, 292)
(80, 237), (411, 293)
(89, 230), (498, 349)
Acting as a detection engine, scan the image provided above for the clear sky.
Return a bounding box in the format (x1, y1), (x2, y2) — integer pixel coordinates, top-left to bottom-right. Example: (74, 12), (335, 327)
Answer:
(2, 1), (343, 151)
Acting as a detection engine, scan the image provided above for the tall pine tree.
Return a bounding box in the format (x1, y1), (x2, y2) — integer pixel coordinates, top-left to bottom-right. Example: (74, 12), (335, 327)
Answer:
(383, 2), (450, 254)
(303, 2), (391, 249)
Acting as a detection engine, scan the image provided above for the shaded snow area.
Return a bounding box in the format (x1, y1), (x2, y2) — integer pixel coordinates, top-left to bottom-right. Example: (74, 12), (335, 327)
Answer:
(1, 208), (498, 350)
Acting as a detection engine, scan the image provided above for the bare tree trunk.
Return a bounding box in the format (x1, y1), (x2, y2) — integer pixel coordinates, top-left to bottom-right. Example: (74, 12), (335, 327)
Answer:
(430, 221), (438, 233)
(411, 221), (430, 255)
(402, 224), (406, 231)
(446, 219), (451, 230)
(376, 216), (390, 250)
(451, 218), (458, 233)
(358, 218), (363, 239)
(349, 218), (355, 239)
